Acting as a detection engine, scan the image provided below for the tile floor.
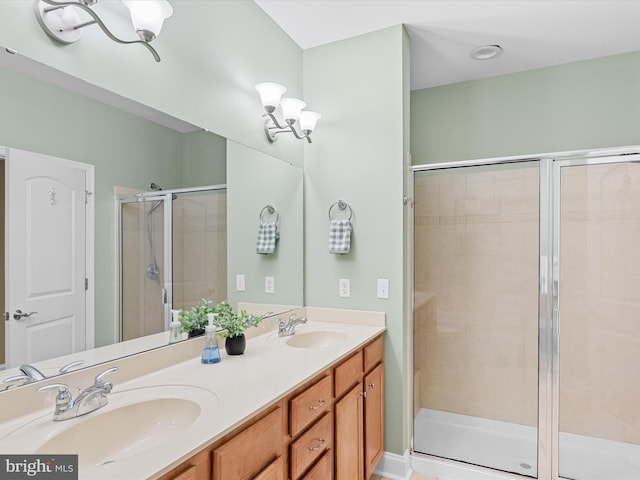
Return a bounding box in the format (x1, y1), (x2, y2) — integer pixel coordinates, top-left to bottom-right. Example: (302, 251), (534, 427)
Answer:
(372, 473), (445, 480)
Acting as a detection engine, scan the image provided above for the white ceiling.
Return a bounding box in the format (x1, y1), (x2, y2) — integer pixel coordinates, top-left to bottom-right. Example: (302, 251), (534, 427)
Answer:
(255, 0), (640, 90)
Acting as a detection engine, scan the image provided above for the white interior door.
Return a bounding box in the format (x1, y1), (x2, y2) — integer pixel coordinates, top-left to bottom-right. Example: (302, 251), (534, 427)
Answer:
(6, 148), (87, 367)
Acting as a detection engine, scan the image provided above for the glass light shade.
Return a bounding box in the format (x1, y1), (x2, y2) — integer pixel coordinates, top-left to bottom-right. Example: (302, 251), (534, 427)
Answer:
(122, 0), (174, 39)
(279, 98), (306, 123)
(255, 83), (286, 111)
(299, 111), (321, 132)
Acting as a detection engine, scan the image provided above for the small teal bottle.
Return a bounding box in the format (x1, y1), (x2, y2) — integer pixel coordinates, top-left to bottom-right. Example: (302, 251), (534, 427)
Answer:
(201, 313), (221, 364)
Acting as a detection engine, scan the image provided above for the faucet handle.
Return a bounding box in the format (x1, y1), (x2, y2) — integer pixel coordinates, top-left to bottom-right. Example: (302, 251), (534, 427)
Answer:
(37, 383), (72, 404)
(59, 360), (84, 374)
(94, 367), (117, 393)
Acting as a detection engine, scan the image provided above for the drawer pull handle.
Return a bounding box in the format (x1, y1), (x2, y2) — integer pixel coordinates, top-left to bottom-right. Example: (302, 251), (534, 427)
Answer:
(309, 438), (325, 451)
(360, 391), (367, 398)
(369, 382), (375, 389)
(309, 399), (325, 411)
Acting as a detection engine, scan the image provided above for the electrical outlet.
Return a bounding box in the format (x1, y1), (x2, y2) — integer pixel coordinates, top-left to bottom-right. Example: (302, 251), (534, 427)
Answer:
(377, 278), (389, 299)
(339, 278), (350, 298)
(265, 276), (275, 294)
(236, 274), (245, 292)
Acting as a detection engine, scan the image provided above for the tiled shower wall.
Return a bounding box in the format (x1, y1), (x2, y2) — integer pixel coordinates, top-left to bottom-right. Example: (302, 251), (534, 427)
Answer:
(414, 164), (540, 427)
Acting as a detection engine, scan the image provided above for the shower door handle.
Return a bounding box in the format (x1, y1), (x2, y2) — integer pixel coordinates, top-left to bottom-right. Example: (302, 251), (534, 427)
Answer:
(161, 288), (167, 304)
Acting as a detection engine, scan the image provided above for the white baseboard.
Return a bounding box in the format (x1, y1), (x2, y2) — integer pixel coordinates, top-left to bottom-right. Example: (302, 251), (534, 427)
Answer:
(374, 450), (412, 480)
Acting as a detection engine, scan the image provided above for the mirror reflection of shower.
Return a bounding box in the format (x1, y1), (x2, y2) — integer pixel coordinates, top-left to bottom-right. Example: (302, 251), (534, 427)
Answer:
(118, 184), (227, 342)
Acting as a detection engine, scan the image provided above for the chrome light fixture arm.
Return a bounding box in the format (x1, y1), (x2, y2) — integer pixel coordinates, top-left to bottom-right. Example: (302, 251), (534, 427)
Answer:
(35, 0), (162, 62)
(264, 112), (312, 144)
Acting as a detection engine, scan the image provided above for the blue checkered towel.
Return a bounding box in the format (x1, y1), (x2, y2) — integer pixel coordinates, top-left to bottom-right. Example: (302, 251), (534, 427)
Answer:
(257, 222), (279, 254)
(328, 219), (352, 254)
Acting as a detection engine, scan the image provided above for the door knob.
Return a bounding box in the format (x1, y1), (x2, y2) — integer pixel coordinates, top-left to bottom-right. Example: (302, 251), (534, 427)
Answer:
(13, 310), (37, 320)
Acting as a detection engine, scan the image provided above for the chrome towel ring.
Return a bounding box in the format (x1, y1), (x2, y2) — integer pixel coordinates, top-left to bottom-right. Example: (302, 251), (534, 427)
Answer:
(328, 200), (352, 220)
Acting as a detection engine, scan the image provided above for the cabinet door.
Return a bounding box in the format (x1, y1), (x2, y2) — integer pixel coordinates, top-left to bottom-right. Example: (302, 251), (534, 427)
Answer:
(364, 363), (384, 479)
(213, 407), (283, 480)
(335, 383), (364, 480)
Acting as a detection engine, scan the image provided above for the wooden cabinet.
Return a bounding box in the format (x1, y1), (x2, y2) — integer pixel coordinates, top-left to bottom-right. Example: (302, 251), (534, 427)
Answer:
(213, 407), (284, 480)
(253, 457), (285, 480)
(334, 335), (385, 480)
(335, 383), (364, 479)
(157, 448), (211, 480)
(364, 363), (384, 479)
(157, 333), (384, 480)
(301, 451), (333, 480)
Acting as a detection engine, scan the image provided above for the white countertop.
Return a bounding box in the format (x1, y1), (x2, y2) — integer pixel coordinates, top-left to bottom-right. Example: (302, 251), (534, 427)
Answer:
(0, 315), (385, 480)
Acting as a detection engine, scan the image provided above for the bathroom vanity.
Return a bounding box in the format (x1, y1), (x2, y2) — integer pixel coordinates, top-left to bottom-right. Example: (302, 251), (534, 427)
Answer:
(0, 308), (385, 480)
(158, 334), (384, 480)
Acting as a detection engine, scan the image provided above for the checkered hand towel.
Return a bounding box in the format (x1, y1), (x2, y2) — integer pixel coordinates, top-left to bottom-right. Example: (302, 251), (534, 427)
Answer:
(328, 219), (352, 254)
(257, 222), (279, 254)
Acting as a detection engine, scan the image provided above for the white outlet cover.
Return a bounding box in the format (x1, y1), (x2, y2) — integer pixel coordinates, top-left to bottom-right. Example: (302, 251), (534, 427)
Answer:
(265, 276), (275, 294)
(236, 274), (246, 292)
(339, 278), (350, 298)
(377, 278), (389, 299)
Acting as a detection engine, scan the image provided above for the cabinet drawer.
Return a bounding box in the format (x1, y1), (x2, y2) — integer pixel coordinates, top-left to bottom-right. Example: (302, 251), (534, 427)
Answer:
(253, 457), (284, 480)
(290, 375), (332, 437)
(289, 413), (333, 479)
(300, 450), (333, 480)
(213, 407), (283, 480)
(364, 335), (384, 373)
(334, 350), (363, 398)
(168, 465), (197, 480)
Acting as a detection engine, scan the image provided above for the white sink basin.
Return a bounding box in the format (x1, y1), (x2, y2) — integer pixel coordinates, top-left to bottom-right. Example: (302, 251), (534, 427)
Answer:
(286, 331), (348, 348)
(0, 385), (218, 471)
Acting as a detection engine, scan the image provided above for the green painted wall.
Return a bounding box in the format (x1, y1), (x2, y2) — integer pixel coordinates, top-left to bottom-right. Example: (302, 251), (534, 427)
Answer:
(182, 130), (227, 187)
(226, 141), (304, 309)
(303, 25), (408, 455)
(411, 50), (640, 164)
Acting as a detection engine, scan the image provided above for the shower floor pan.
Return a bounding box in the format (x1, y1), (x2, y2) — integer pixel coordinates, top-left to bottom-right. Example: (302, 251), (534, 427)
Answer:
(413, 408), (640, 480)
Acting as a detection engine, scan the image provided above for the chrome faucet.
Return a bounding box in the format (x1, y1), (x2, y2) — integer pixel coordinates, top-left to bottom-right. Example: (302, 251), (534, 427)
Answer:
(278, 314), (308, 337)
(19, 364), (47, 382)
(37, 367), (118, 421)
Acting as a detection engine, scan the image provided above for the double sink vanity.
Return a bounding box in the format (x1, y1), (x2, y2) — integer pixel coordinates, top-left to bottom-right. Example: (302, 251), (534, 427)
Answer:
(0, 307), (385, 480)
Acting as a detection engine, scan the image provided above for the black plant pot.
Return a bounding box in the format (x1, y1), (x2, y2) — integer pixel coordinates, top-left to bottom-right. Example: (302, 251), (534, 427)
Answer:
(225, 334), (246, 355)
(188, 329), (205, 338)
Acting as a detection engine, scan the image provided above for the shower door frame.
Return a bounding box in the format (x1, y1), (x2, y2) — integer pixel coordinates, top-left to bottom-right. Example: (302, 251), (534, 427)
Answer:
(410, 146), (640, 480)
(117, 184), (226, 341)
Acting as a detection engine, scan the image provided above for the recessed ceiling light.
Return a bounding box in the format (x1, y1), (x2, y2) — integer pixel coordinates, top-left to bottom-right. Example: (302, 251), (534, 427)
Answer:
(470, 45), (503, 60)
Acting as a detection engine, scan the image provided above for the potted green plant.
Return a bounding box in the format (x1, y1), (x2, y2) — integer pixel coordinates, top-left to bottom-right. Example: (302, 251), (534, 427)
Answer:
(178, 298), (214, 337)
(213, 301), (263, 355)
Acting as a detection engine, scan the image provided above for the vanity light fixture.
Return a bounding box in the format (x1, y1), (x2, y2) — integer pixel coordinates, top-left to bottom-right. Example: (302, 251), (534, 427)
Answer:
(255, 82), (321, 144)
(33, 0), (173, 62)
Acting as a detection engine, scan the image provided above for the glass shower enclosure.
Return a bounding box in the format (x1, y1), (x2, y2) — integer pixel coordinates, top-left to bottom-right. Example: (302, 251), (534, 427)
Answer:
(118, 185), (227, 342)
(412, 153), (640, 480)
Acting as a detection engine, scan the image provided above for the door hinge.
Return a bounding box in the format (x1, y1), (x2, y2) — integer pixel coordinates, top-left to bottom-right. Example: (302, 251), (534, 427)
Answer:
(85, 278), (89, 291)
(85, 190), (93, 204)
(4, 312), (9, 322)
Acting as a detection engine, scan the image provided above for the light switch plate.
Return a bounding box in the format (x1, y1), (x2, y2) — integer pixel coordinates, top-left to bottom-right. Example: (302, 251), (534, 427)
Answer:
(377, 278), (389, 299)
(265, 276), (275, 294)
(339, 278), (350, 298)
(236, 274), (245, 292)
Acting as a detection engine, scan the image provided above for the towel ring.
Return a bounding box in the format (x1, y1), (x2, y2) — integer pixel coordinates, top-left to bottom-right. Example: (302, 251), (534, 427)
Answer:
(328, 200), (352, 220)
(260, 205), (279, 224)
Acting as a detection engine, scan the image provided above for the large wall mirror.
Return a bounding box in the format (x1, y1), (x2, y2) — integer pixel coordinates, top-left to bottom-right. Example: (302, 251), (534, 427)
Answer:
(0, 49), (303, 390)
